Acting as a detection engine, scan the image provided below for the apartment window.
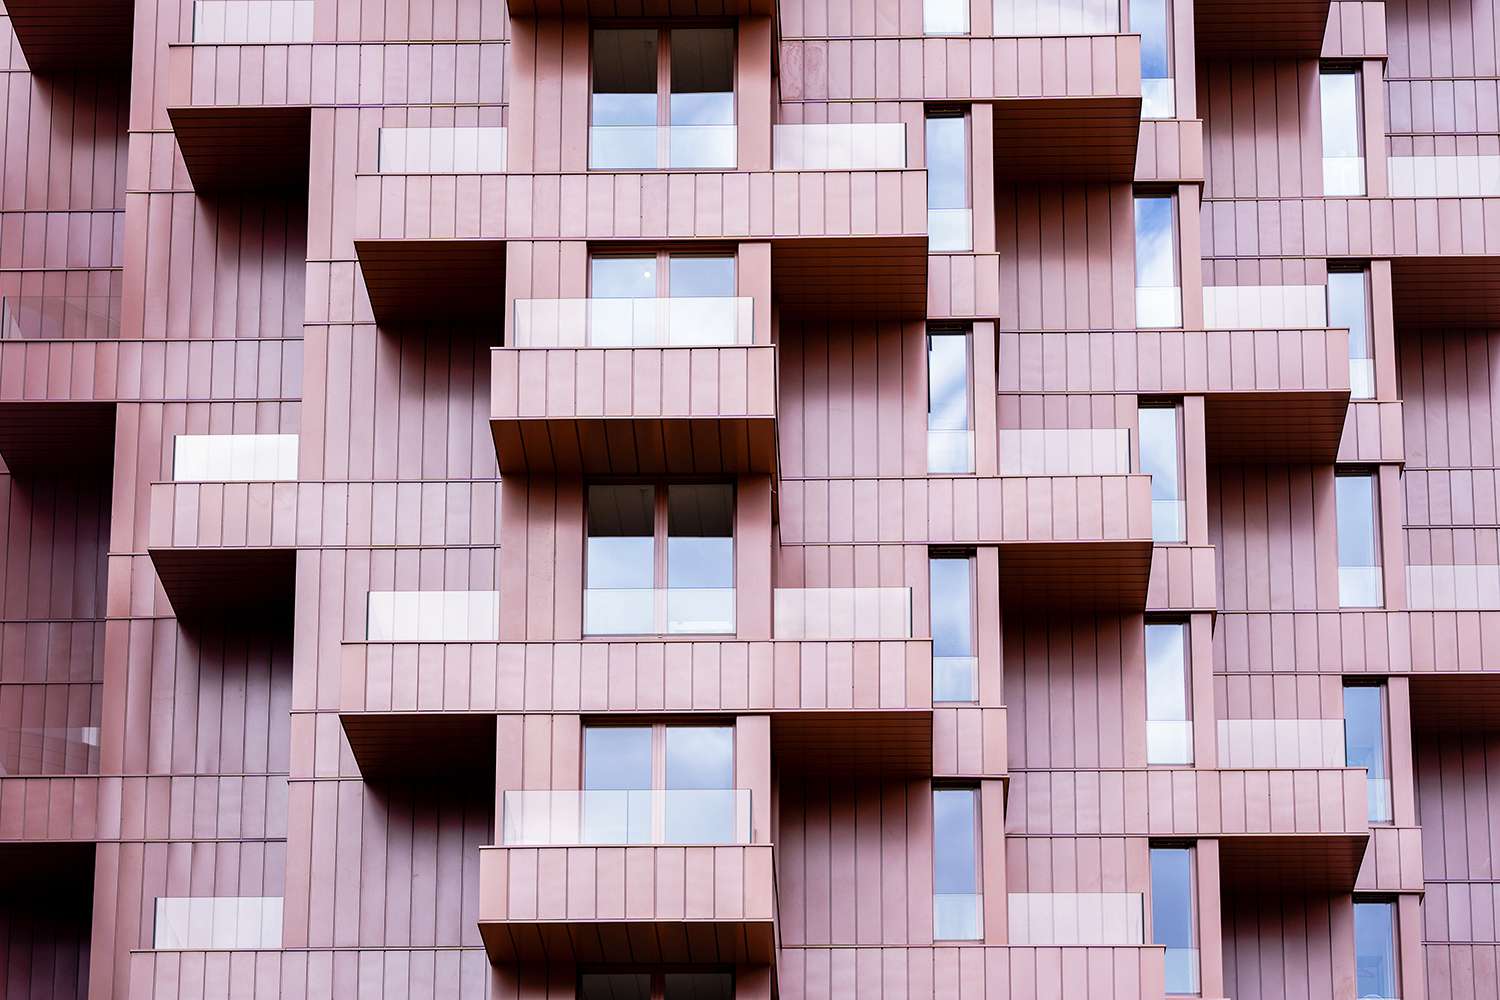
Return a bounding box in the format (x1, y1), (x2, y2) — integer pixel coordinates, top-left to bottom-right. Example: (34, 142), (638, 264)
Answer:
(1145, 621), (1192, 764)
(1139, 403), (1184, 542)
(927, 329), (973, 473)
(585, 483), (735, 635)
(580, 972), (734, 1000)
(1345, 682), (1393, 822)
(1134, 0), (1174, 118)
(1321, 68), (1366, 196)
(1336, 470), (1383, 607)
(1135, 194), (1182, 327)
(1150, 846), (1199, 995)
(587, 252), (740, 345)
(931, 552), (977, 702)
(591, 28), (736, 170)
(925, 0), (969, 33)
(582, 724), (737, 844)
(933, 786), (982, 940)
(926, 111), (972, 252)
(1328, 266), (1374, 399)
(1353, 899), (1399, 1000)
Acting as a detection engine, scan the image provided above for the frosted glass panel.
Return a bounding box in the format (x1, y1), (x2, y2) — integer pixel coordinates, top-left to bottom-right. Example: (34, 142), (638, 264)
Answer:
(1008, 892), (1145, 945)
(173, 434), (298, 482)
(773, 123), (907, 170)
(366, 591), (501, 641)
(378, 127), (506, 173)
(153, 897), (283, 949)
(773, 588), (912, 640)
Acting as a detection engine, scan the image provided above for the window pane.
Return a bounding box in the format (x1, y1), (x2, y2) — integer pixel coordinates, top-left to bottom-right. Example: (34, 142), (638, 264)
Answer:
(1134, 196), (1176, 288)
(1139, 406), (1183, 541)
(925, 0), (969, 34)
(670, 28), (735, 125)
(1345, 685), (1392, 822)
(928, 332), (972, 473)
(1135, 0), (1171, 80)
(585, 727), (652, 789)
(934, 787), (981, 940)
(580, 974), (652, 1000)
(1336, 474), (1378, 567)
(1146, 622), (1192, 765)
(1353, 901), (1397, 1000)
(665, 726), (735, 843)
(1150, 847), (1199, 994)
(931, 556), (976, 702)
(587, 485), (655, 633)
(1328, 270), (1370, 358)
(592, 29), (658, 126)
(1320, 71), (1361, 159)
(669, 256), (735, 297)
(666, 484), (734, 633)
(592, 256), (657, 298)
(925, 115), (968, 210)
(664, 973), (735, 1000)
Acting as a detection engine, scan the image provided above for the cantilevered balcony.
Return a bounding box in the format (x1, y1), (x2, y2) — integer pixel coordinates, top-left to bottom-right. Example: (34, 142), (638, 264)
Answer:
(490, 298), (776, 474)
(1195, 0), (1331, 56)
(478, 789), (773, 963)
(4, 0), (133, 73)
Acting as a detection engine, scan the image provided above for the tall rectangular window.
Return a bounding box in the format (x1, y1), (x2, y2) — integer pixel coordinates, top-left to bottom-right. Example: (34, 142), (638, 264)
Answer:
(1328, 266), (1373, 399)
(933, 786), (982, 940)
(1145, 621), (1192, 764)
(585, 484), (735, 635)
(1135, 194), (1182, 327)
(591, 28), (736, 170)
(1321, 68), (1365, 196)
(1353, 899), (1399, 1000)
(1134, 0), (1174, 118)
(1345, 683), (1392, 822)
(1150, 846), (1199, 994)
(1139, 403), (1184, 542)
(583, 724), (737, 845)
(926, 111), (972, 252)
(925, 0), (969, 33)
(931, 553), (976, 702)
(1336, 471), (1383, 607)
(927, 329), (973, 473)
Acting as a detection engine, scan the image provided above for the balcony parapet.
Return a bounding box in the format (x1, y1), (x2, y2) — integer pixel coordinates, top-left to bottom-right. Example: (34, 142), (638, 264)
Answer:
(1146, 544), (1217, 613)
(0, 775), (100, 842)
(127, 948), (493, 1000)
(145, 481), (297, 617)
(780, 945), (1167, 998)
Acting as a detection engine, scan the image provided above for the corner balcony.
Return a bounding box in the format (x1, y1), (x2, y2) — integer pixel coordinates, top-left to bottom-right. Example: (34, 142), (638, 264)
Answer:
(478, 789), (773, 964)
(490, 298), (776, 475)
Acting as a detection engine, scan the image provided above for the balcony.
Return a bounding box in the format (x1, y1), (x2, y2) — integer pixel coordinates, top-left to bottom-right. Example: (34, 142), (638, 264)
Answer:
(490, 299), (775, 475)
(1194, 0), (1331, 56)
(4, 0), (133, 74)
(478, 789), (773, 963)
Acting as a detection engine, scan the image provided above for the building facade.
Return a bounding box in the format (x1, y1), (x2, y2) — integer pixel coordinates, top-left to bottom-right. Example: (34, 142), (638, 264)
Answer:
(0, 0), (1494, 997)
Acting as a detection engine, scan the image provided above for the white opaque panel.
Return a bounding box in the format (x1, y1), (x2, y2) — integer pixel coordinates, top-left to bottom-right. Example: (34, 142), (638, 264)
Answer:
(1146, 720), (1193, 764)
(1350, 358), (1375, 399)
(773, 123), (908, 170)
(192, 0), (314, 42)
(1324, 156), (1367, 195)
(929, 209), (973, 252)
(153, 897), (283, 949)
(933, 893), (983, 939)
(172, 434), (298, 482)
(1339, 565), (1384, 608)
(513, 297), (753, 348)
(366, 591), (501, 641)
(1202, 285), (1328, 329)
(773, 588), (913, 640)
(1152, 500), (1185, 542)
(1141, 78), (1176, 119)
(378, 127), (506, 173)
(998, 428), (1131, 476)
(1407, 565), (1500, 609)
(1217, 718), (1346, 768)
(933, 656), (978, 702)
(925, 0), (970, 32)
(927, 429), (975, 474)
(1388, 155), (1500, 196)
(1135, 286), (1182, 327)
(1008, 893), (1145, 945)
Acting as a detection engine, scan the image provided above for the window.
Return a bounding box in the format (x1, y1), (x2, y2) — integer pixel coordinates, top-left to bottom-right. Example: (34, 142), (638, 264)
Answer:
(585, 483), (735, 635)
(931, 553), (977, 702)
(1321, 68), (1365, 196)
(926, 111), (972, 252)
(1134, 0), (1174, 118)
(925, 0), (969, 33)
(1139, 403), (1184, 542)
(933, 786), (982, 940)
(1150, 846), (1199, 994)
(587, 252), (741, 346)
(1328, 266), (1373, 399)
(582, 724), (739, 844)
(927, 329), (973, 473)
(1345, 683), (1392, 822)
(1135, 194), (1181, 327)
(591, 28), (736, 170)
(1353, 899), (1399, 1000)
(1336, 471), (1383, 607)
(1145, 621), (1192, 764)
(579, 971), (734, 1000)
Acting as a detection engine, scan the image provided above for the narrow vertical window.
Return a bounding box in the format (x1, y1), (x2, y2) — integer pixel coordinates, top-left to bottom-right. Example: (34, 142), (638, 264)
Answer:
(669, 28), (737, 169)
(1321, 68), (1365, 196)
(927, 329), (973, 473)
(585, 485), (657, 634)
(1139, 403), (1184, 542)
(926, 111), (972, 252)
(1353, 899), (1399, 1000)
(1328, 266), (1373, 399)
(1134, 0), (1174, 118)
(933, 786), (982, 940)
(1336, 471), (1383, 607)
(1344, 683), (1392, 822)
(1135, 194), (1182, 327)
(666, 484), (735, 634)
(1150, 846), (1200, 994)
(591, 28), (736, 171)
(930, 553), (977, 702)
(925, 0), (969, 33)
(1145, 621), (1192, 764)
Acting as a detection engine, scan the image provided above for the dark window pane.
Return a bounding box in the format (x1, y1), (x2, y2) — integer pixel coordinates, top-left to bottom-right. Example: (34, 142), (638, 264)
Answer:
(669, 28), (735, 125)
(579, 973), (652, 1000)
(664, 972), (735, 1000)
(592, 29), (658, 126)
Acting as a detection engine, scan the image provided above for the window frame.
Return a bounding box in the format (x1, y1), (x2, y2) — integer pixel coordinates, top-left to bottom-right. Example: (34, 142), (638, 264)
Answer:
(577, 967), (736, 1000)
(1137, 398), (1185, 542)
(929, 548), (979, 703)
(1148, 841), (1200, 995)
(1343, 679), (1393, 824)
(926, 325), (975, 474)
(1335, 467), (1384, 608)
(1352, 896), (1400, 1000)
(1144, 618), (1193, 765)
(582, 721), (737, 792)
(588, 248), (739, 298)
(1327, 261), (1374, 397)
(932, 782), (983, 941)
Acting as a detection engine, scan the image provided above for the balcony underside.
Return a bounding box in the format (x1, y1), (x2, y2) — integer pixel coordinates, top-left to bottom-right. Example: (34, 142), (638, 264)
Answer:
(149, 547), (296, 618)
(1219, 833), (1369, 893)
(5, 0), (133, 73)
(509, 0), (772, 13)
(491, 415), (777, 475)
(771, 236), (928, 319)
(0, 402), (115, 475)
(1409, 674), (1500, 733)
(1205, 390), (1349, 463)
(999, 540), (1153, 611)
(992, 97), (1143, 182)
(771, 709), (933, 777)
(167, 106), (311, 194)
(1391, 256), (1500, 330)
(354, 238), (507, 327)
(1194, 0), (1333, 56)
(480, 916), (775, 965)
(340, 712), (497, 781)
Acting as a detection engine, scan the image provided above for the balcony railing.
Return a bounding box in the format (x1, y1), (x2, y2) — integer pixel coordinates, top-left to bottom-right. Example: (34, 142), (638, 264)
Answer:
(0, 295), (120, 340)
(934, 655), (978, 703)
(584, 587), (735, 636)
(929, 208), (973, 253)
(773, 123), (907, 170)
(1339, 565), (1384, 607)
(153, 896), (284, 949)
(992, 0), (1121, 34)
(0, 724), (100, 775)
(1407, 564), (1500, 610)
(378, 126), (506, 174)
(1152, 499), (1185, 542)
(934, 892), (984, 940)
(172, 433), (299, 482)
(500, 788), (752, 846)
(1146, 720), (1193, 764)
(1008, 892), (1146, 946)
(998, 428), (1131, 476)
(1350, 358), (1375, 399)
(512, 297), (753, 348)
(588, 125), (737, 171)
(773, 587), (913, 641)
(928, 428), (975, 474)
(1216, 718), (1345, 769)
(191, 0), (314, 42)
